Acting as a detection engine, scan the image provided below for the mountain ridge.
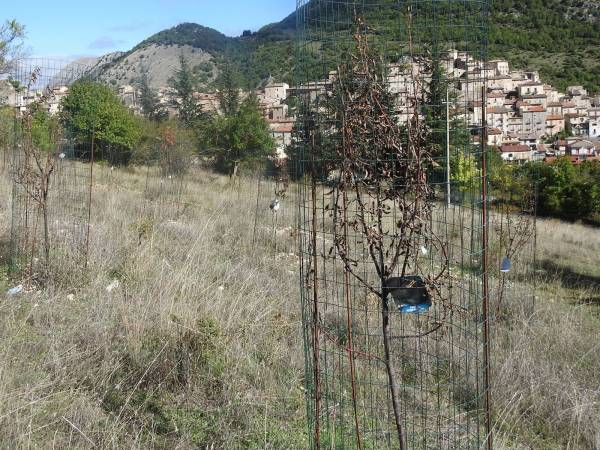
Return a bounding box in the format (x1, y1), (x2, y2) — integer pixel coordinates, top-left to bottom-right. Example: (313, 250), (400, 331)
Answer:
(90, 1), (600, 93)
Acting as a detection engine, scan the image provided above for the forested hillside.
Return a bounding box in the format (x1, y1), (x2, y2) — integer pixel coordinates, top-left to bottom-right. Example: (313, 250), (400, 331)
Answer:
(99, 1), (600, 92)
(491, 0), (600, 92)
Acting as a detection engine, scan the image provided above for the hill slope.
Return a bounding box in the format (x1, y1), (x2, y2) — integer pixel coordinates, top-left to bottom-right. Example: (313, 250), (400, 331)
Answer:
(92, 1), (600, 93)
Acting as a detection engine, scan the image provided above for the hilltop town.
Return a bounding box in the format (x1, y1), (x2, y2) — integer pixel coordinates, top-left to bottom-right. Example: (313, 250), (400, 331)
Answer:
(2, 49), (599, 164)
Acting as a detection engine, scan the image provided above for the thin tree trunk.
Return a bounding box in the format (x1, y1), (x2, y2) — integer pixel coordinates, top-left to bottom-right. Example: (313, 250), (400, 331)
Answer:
(381, 295), (406, 450)
(42, 197), (49, 265)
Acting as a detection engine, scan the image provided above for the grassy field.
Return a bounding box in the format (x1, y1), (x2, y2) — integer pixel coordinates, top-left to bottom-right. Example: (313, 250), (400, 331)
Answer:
(0, 164), (599, 449)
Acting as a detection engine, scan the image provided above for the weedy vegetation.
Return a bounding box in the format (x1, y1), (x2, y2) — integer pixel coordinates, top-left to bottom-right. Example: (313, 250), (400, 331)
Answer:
(0, 164), (598, 448)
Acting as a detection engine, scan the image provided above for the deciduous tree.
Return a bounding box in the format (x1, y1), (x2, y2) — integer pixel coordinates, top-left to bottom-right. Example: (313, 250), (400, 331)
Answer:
(205, 94), (275, 177)
(0, 20), (25, 74)
(60, 79), (141, 164)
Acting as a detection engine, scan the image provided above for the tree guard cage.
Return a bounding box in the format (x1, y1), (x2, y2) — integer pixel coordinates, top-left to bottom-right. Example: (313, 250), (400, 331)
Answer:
(295, 1), (494, 448)
(9, 59), (94, 277)
(488, 168), (538, 321)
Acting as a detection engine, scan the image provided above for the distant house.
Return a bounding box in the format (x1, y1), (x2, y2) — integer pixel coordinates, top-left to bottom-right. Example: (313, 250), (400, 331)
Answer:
(520, 105), (547, 137)
(534, 143), (550, 161)
(269, 120), (294, 159)
(502, 133), (521, 145)
(0, 79), (18, 106)
(488, 75), (513, 92)
(487, 127), (503, 146)
(544, 86), (561, 103)
(487, 107), (511, 134)
(547, 102), (563, 116)
(499, 144), (532, 162)
(590, 119), (600, 138)
(264, 82), (289, 103)
(562, 101), (577, 116)
(567, 139), (597, 157)
(288, 80), (331, 103)
(552, 140), (569, 156)
(267, 103), (288, 121)
(193, 92), (220, 115)
(521, 94), (548, 108)
(506, 116), (524, 135)
(486, 91), (506, 108)
(487, 59), (510, 76)
(566, 113), (588, 136)
(518, 134), (539, 149)
(517, 81), (544, 97)
(118, 85), (138, 110)
(546, 115), (565, 136)
(48, 85), (69, 115)
(545, 155), (600, 166)
(587, 107), (600, 137)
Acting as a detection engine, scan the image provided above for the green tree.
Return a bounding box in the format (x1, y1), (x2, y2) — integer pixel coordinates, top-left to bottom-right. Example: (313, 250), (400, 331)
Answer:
(0, 106), (14, 168)
(488, 148), (511, 192)
(30, 103), (61, 152)
(132, 118), (195, 175)
(17, 101), (64, 264)
(205, 94), (275, 177)
(423, 49), (449, 157)
(528, 158), (575, 217)
(136, 68), (167, 122)
(60, 79), (141, 164)
(169, 54), (204, 127)
(215, 61), (241, 116)
(0, 20), (25, 73)
(452, 152), (480, 194)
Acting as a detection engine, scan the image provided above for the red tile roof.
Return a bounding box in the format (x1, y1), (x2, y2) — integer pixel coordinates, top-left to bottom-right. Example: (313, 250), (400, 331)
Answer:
(487, 107), (510, 114)
(500, 144), (530, 153)
(270, 122), (294, 133)
(523, 106), (546, 113)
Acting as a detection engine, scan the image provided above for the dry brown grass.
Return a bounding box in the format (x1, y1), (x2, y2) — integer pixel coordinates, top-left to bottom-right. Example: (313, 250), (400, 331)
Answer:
(0, 164), (599, 449)
(492, 218), (600, 449)
(0, 165), (306, 449)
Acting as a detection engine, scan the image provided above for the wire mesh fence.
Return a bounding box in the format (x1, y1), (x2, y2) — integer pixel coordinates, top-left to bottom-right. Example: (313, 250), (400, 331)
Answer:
(488, 171), (538, 320)
(8, 59), (94, 278)
(294, 1), (498, 448)
(0, 20), (540, 448)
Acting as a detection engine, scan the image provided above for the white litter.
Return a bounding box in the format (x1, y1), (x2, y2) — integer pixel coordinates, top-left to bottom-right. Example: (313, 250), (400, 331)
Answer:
(67, 294), (75, 301)
(58, 152), (66, 159)
(270, 199), (281, 212)
(106, 280), (120, 293)
(7, 285), (23, 295)
(420, 245), (428, 256)
(218, 286), (225, 292)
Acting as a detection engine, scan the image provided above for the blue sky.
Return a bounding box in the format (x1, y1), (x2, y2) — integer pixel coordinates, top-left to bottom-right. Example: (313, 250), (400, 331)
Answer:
(3, 0), (297, 60)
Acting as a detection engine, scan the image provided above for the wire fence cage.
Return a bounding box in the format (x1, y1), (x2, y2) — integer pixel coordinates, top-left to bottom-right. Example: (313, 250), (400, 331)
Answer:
(248, 161), (299, 254)
(488, 171), (538, 321)
(295, 1), (496, 448)
(8, 59), (94, 278)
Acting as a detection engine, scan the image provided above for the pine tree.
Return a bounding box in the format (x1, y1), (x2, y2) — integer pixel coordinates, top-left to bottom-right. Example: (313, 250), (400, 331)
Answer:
(137, 68), (167, 122)
(168, 54), (205, 126)
(216, 61), (241, 116)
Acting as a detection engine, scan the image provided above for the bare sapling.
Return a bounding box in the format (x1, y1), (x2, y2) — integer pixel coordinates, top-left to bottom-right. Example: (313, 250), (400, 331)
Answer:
(14, 75), (63, 274)
(323, 16), (450, 449)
